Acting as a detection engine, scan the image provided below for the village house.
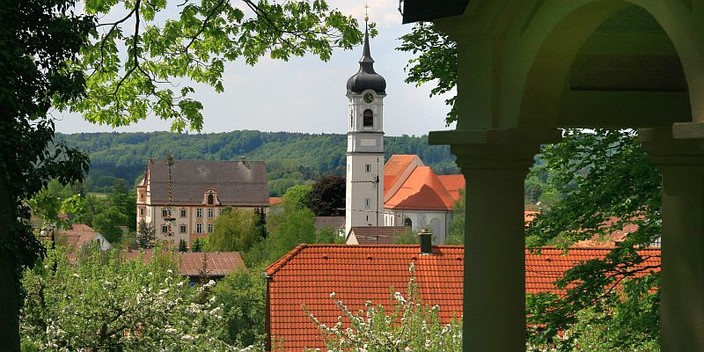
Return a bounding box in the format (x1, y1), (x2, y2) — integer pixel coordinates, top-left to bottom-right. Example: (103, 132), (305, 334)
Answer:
(136, 158), (269, 245)
(124, 250), (246, 283)
(264, 242), (661, 350)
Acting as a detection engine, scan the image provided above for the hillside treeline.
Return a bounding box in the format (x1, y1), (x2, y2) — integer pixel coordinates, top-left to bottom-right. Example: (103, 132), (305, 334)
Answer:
(56, 131), (459, 195)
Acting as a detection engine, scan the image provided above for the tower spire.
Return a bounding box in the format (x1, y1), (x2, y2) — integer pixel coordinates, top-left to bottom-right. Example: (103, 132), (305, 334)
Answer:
(346, 6), (386, 95)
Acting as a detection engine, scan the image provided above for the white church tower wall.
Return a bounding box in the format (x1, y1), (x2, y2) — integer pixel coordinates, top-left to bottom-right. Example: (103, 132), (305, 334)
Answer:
(344, 15), (386, 237)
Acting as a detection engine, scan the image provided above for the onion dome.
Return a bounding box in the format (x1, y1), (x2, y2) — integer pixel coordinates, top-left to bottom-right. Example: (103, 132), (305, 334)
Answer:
(346, 22), (386, 95)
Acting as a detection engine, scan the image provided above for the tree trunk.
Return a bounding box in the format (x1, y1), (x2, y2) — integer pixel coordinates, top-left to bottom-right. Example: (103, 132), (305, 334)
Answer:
(0, 180), (20, 351)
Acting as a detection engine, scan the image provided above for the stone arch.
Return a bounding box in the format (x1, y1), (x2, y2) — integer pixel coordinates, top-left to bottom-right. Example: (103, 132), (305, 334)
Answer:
(518, 1), (690, 129)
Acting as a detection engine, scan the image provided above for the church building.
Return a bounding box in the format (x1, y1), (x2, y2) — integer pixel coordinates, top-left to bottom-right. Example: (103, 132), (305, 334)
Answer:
(344, 17), (464, 243)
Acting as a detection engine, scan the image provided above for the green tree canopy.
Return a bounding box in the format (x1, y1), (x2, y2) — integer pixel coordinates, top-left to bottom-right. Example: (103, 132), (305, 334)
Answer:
(205, 207), (261, 253)
(309, 175), (345, 216)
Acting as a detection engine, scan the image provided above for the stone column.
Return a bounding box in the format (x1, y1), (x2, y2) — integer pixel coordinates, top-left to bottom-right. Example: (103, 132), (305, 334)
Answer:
(640, 127), (704, 352)
(430, 128), (560, 351)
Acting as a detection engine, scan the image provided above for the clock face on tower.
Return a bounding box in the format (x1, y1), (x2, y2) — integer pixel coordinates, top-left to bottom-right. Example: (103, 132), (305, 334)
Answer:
(363, 92), (374, 104)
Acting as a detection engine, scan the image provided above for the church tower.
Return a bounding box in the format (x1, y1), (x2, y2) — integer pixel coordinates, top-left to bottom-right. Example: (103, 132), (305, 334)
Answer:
(345, 15), (386, 236)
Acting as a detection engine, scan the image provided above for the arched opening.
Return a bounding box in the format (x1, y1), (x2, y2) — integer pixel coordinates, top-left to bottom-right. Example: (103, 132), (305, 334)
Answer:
(207, 193), (214, 205)
(520, 3), (689, 129)
(404, 217), (413, 228)
(363, 109), (373, 127)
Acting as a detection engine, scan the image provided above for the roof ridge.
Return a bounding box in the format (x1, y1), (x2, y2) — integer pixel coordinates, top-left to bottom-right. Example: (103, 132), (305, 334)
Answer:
(265, 243), (308, 277)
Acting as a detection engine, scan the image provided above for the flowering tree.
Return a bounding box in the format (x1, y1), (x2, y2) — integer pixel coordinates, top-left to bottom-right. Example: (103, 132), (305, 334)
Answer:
(20, 245), (255, 351)
(306, 264), (462, 352)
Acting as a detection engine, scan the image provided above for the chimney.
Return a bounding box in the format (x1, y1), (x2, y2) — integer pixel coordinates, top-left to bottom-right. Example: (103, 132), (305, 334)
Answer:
(419, 228), (433, 255)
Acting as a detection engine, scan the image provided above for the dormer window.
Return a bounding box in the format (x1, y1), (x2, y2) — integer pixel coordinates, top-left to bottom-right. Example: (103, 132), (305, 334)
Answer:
(202, 189), (220, 206)
(363, 109), (373, 127)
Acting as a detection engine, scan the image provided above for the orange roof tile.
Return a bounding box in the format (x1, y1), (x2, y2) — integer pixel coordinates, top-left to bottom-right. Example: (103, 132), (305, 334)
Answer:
(269, 197), (283, 206)
(383, 155), (421, 196)
(437, 174), (465, 202)
(384, 166), (455, 210)
(265, 245), (660, 351)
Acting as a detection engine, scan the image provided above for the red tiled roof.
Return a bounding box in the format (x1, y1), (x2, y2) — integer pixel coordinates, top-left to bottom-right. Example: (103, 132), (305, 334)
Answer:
(269, 197), (283, 206)
(349, 226), (409, 244)
(56, 224), (99, 249)
(383, 155), (420, 195)
(265, 245), (660, 350)
(385, 166), (455, 210)
(437, 174), (465, 202)
(124, 250), (246, 277)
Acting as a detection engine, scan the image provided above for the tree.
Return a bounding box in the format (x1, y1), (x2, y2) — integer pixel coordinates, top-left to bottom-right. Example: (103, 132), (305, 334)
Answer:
(397, 22), (457, 125)
(309, 175), (345, 216)
(5, 0), (363, 346)
(178, 238), (188, 252)
(205, 207), (261, 252)
(446, 189), (465, 245)
(72, 0), (363, 132)
(282, 184), (312, 210)
(136, 219), (156, 249)
(20, 245), (244, 351)
(92, 206), (129, 244)
(213, 264), (267, 348)
(0, 1), (93, 348)
(264, 201), (316, 263)
(525, 130), (662, 350)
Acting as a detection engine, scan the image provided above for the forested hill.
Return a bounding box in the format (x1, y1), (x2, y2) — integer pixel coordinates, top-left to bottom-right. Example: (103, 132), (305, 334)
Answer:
(56, 131), (459, 195)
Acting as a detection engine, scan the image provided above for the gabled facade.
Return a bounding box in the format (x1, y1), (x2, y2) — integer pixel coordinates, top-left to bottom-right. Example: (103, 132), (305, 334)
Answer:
(264, 244), (660, 351)
(136, 159), (268, 245)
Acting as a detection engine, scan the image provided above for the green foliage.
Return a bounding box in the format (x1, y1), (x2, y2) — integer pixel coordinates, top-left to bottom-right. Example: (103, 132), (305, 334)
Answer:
(282, 184), (312, 210)
(136, 219), (155, 249)
(309, 175), (345, 216)
(70, 0), (363, 132)
(446, 189), (465, 245)
(526, 130), (661, 248)
(92, 206), (129, 244)
(178, 238), (188, 252)
(206, 208), (262, 252)
(307, 263), (462, 351)
(213, 265), (267, 348)
(393, 228), (420, 245)
(525, 130), (662, 350)
(20, 245), (243, 351)
(397, 23), (458, 125)
(263, 203), (316, 263)
(192, 238), (204, 252)
(0, 1), (94, 347)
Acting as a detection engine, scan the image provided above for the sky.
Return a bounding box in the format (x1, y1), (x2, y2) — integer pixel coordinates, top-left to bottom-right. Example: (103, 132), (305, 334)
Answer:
(54, 1), (455, 137)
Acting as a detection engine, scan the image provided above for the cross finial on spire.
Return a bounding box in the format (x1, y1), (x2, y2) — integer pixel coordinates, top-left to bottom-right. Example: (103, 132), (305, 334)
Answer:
(364, 4), (369, 23)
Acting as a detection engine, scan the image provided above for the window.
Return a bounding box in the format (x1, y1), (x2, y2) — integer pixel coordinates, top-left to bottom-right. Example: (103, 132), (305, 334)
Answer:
(139, 208), (144, 216)
(363, 109), (373, 127)
(161, 225), (168, 234)
(364, 198), (371, 209)
(207, 208), (214, 218)
(179, 224), (187, 233)
(162, 208), (169, 217)
(208, 224), (214, 233)
(180, 209), (187, 218)
(365, 164), (371, 173)
(196, 224), (203, 234)
(196, 208), (203, 218)
(207, 194), (214, 205)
